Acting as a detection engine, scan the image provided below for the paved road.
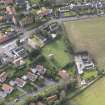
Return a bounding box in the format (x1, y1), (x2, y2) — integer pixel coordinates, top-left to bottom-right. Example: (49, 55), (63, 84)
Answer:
(0, 19), (55, 53)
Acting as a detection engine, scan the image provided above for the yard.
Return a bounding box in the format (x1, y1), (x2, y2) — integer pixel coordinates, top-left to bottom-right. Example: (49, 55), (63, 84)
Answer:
(64, 17), (105, 70)
(42, 37), (72, 69)
(69, 77), (105, 105)
(29, 35), (44, 48)
(5, 89), (24, 102)
(23, 83), (37, 93)
(82, 70), (97, 81)
(64, 11), (76, 17)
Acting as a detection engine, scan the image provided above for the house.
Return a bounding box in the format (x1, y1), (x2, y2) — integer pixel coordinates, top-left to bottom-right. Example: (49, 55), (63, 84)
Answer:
(48, 22), (59, 32)
(74, 52), (95, 74)
(2, 84), (14, 94)
(0, 30), (17, 44)
(40, 22), (59, 33)
(12, 57), (25, 67)
(6, 6), (16, 15)
(15, 78), (26, 87)
(12, 46), (28, 58)
(5, 46), (27, 67)
(0, 0), (14, 4)
(34, 29), (50, 44)
(7, 46), (27, 59)
(0, 16), (4, 23)
(27, 72), (38, 81)
(36, 65), (46, 75)
(19, 15), (34, 27)
(0, 32), (8, 44)
(27, 34), (45, 49)
(36, 7), (53, 17)
(32, 65), (46, 75)
(0, 72), (7, 83)
(58, 70), (69, 80)
(6, 6), (17, 25)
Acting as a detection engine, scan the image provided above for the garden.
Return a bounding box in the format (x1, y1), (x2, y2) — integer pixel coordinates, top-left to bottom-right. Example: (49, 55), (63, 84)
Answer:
(42, 37), (72, 69)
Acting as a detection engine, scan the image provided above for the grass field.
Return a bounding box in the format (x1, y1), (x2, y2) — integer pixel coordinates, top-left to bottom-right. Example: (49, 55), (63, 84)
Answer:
(69, 77), (105, 105)
(64, 17), (105, 69)
(42, 37), (72, 69)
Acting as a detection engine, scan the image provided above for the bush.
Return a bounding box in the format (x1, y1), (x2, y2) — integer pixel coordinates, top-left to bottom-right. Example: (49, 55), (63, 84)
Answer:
(29, 49), (41, 60)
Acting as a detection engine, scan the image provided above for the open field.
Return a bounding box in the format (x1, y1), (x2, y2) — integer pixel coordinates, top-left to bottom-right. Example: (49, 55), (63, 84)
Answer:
(42, 37), (72, 69)
(64, 17), (105, 69)
(69, 77), (105, 105)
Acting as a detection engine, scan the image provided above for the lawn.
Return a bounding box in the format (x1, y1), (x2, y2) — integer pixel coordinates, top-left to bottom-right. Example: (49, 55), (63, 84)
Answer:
(6, 68), (16, 79)
(64, 12), (70, 17)
(69, 77), (105, 105)
(5, 89), (24, 102)
(63, 11), (77, 17)
(23, 83), (37, 93)
(1, 26), (12, 32)
(29, 35), (44, 48)
(42, 38), (72, 69)
(82, 70), (97, 80)
(64, 17), (105, 70)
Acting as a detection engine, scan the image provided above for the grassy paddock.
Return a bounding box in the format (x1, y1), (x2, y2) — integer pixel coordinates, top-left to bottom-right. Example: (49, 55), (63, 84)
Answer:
(69, 76), (105, 105)
(64, 17), (105, 70)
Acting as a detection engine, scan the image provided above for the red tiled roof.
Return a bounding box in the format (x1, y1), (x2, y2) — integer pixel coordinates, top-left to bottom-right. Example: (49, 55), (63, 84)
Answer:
(2, 84), (14, 93)
(6, 6), (16, 15)
(58, 70), (69, 80)
(15, 78), (26, 87)
(36, 65), (44, 74)
(27, 72), (37, 81)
